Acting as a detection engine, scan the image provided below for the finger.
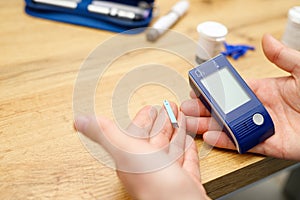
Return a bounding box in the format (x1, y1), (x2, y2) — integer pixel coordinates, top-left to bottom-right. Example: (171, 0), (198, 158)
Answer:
(262, 34), (300, 77)
(203, 131), (236, 150)
(186, 115), (221, 135)
(126, 105), (158, 139)
(203, 130), (276, 156)
(185, 116), (212, 134)
(190, 90), (198, 99)
(183, 136), (209, 195)
(180, 99), (211, 117)
(75, 116), (155, 153)
(75, 116), (129, 153)
(168, 112), (186, 165)
(247, 143), (268, 155)
(182, 135), (201, 182)
(149, 101), (178, 148)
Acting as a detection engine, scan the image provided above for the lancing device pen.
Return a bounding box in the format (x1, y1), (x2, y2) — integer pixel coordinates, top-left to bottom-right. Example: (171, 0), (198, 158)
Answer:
(88, 0), (150, 21)
(146, 0), (189, 42)
(32, 0), (79, 9)
(163, 100), (179, 128)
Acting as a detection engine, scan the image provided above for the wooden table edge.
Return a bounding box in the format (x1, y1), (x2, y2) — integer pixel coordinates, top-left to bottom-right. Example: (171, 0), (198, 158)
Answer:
(204, 157), (299, 199)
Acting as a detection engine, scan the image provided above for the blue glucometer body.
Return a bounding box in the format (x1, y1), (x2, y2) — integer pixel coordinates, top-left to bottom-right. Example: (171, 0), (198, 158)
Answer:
(189, 54), (274, 153)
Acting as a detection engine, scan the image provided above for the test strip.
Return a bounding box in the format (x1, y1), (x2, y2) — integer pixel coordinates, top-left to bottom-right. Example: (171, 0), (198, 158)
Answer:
(163, 100), (179, 128)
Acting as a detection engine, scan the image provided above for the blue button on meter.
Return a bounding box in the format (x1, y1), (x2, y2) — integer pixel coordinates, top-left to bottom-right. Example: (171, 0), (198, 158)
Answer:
(189, 54), (274, 153)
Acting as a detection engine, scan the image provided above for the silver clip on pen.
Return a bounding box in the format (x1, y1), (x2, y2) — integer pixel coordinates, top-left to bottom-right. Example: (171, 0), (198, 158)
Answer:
(146, 0), (189, 42)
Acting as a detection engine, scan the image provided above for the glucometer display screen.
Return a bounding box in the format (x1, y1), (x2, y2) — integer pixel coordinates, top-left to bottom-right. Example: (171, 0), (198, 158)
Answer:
(201, 67), (251, 114)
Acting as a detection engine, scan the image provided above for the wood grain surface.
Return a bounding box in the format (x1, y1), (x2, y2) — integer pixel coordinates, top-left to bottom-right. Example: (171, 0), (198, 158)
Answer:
(0, 0), (299, 199)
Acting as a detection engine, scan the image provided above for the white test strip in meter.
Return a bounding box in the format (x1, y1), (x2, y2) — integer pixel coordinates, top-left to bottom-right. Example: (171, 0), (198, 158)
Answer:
(163, 100), (179, 128)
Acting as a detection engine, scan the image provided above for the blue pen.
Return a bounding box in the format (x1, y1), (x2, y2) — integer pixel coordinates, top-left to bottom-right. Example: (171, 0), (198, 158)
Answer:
(163, 100), (179, 128)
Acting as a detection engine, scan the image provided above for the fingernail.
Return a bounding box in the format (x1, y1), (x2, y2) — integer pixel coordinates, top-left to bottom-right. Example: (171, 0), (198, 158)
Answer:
(74, 116), (89, 132)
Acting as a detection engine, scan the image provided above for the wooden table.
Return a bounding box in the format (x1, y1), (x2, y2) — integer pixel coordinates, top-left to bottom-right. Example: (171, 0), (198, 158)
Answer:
(0, 0), (298, 199)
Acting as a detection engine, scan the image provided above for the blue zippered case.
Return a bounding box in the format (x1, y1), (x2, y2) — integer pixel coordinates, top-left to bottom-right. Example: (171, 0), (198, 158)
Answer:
(24, 0), (155, 33)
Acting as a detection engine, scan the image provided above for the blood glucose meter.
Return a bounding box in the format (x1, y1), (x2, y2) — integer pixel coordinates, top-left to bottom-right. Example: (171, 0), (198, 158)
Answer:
(189, 54), (274, 153)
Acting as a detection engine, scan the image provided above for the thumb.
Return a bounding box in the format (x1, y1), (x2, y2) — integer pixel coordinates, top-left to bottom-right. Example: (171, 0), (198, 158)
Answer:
(262, 34), (300, 78)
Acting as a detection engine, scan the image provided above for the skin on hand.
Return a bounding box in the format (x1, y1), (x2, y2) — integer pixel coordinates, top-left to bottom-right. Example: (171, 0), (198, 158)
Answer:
(181, 34), (300, 161)
(75, 103), (210, 200)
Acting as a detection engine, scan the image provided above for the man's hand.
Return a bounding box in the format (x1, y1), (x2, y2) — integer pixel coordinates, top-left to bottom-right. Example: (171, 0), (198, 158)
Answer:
(181, 34), (300, 161)
(75, 104), (210, 200)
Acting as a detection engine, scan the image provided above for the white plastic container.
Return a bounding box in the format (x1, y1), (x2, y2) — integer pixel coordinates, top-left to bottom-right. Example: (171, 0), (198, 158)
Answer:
(282, 6), (300, 50)
(196, 21), (228, 64)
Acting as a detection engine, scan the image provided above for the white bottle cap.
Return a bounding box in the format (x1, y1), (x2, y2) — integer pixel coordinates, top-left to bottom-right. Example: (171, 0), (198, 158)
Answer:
(288, 6), (300, 24)
(197, 21), (228, 41)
